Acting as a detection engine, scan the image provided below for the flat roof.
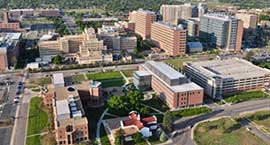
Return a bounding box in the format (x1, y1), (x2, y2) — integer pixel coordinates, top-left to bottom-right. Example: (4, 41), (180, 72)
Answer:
(187, 42), (203, 49)
(56, 100), (70, 117)
(186, 58), (270, 80)
(135, 71), (151, 76)
(53, 73), (64, 85)
(171, 82), (203, 93)
(146, 61), (185, 80)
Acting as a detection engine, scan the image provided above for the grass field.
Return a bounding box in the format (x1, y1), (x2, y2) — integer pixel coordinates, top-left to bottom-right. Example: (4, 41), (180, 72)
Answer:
(224, 91), (269, 104)
(71, 74), (86, 83)
(27, 97), (48, 135)
(86, 71), (125, 88)
(26, 135), (41, 145)
(194, 118), (267, 145)
(26, 97), (50, 145)
(121, 69), (137, 77)
(100, 124), (111, 145)
(21, 18), (54, 25)
(165, 57), (195, 70)
(144, 97), (170, 112)
(245, 111), (270, 132)
(29, 78), (52, 86)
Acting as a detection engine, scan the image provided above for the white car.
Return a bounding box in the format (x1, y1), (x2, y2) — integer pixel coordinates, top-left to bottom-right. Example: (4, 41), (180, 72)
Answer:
(13, 98), (19, 104)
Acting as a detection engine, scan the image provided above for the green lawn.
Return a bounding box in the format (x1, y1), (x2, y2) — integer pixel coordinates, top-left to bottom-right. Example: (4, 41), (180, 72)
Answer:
(31, 88), (41, 92)
(224, 91), (269, 104)
(71, 74), (86, 83)
(26, 135), (41, 145)
(27, 97), (48, 136)
(194, 118), (267, 145)
(84, 106), (107, 139)
(245, 111), (270, 132)
(170, 107), (212, 118)
(100, 124), (111, 145)
(21, 17), (54, 25)
(29, 78), (52, 86)
(121, 69), (137, 77)
(144, 97), (170, 112)
(165, 57), (195, 70)
(86, 71), (125, 88)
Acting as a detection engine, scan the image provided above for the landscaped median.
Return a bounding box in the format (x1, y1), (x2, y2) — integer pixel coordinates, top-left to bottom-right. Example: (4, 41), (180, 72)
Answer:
(170, 106), (212, 118)
(86, 71), (125, 88)
(26, 97), (55, 145)
(243, 110), (270, 133)
(194, 117), (267, 145)
(224, 90), (270, 104)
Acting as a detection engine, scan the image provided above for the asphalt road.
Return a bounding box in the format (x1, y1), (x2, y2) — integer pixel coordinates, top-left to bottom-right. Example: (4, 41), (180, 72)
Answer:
(0, 74), (23, 145)
(170, 99), (270, 145)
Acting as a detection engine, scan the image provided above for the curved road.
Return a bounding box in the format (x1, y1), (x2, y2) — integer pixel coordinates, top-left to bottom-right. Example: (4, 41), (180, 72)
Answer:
(166, 99), (270, 145)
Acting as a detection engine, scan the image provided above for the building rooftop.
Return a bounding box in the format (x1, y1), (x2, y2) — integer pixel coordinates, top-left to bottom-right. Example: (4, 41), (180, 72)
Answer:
(154, 21), (184, 30)
(146, 61), (186, 80)
(186, 58), (270, 80)
(53, 73), (64, 86)
(135, 71), (151, 77)
(56, 100), (70, 120)
(170, 82), (203, 93)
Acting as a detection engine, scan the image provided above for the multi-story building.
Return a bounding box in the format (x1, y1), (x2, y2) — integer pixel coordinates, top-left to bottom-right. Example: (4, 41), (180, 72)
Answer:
(235, 13), (258, 29)
(97, 25), (137, 52)
(53, 86), (89, 145)
(0, 11), (22, 32)
(184, 58), (270, 99)
(197, 3), (208, 18)
(0, 33), (22, 71)
(151, 22), (186, 56)
(135, 61), (204, 109)
(199, 14), (243, 52)
(9, 9), (34, 18)
(160, 4), (194, 25)
(182, 18), (200, 37)
(129, 9), (156, 39)
(39, 9), (61, 17)
(38, 28), (113, 63)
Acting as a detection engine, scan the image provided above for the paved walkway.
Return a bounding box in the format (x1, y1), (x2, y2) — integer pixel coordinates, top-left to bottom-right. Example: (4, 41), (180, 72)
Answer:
(27, 131), (49, 138)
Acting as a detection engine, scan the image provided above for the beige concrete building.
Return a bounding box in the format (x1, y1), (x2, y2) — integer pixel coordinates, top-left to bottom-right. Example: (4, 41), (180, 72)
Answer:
(129, 9), (156, 39)
(160, 4), (193, 25)
(235, 13), (258, 29)
(38, 28), (112, 63)
(151, 22), (186, 56)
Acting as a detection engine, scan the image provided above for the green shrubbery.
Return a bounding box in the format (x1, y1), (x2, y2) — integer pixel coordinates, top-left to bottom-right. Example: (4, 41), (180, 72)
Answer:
(170, 107), (212, 118)
(224, 91), (268, 104)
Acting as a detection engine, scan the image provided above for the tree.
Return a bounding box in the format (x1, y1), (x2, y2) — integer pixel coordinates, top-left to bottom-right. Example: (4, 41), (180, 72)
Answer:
(159, 131), (168, 142)
(245, 51), (255, 60)
(126, 90), (144, 111)
(133, 132), (144, 143)
(52, 55), (62, 64)
(108, 95), (125, 110)
(163, 112), (174, 132)
(114, 129), (125, 145)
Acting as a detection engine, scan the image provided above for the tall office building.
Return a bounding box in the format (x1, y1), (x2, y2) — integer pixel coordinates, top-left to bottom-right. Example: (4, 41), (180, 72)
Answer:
(151, 22), (186, 56)
(160, 4), (193, 25)
(235, 13), (258, 29)
(197, 3), (208, 18)
(129, 9), (156, 39)
(199, 14), (243, 52)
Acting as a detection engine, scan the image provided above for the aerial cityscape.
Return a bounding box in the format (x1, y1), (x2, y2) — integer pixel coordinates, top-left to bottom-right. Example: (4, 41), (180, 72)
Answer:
(1, 0), (270, 145)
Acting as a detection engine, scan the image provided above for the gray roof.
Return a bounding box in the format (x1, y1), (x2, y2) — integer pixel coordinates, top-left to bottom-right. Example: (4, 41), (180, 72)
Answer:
(56, 100), (70, 118)
(186, 58), (270, 80)
(146, 61), (185, 80)
(171, 82), (203, 93)
(135, 71), (151, 76)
